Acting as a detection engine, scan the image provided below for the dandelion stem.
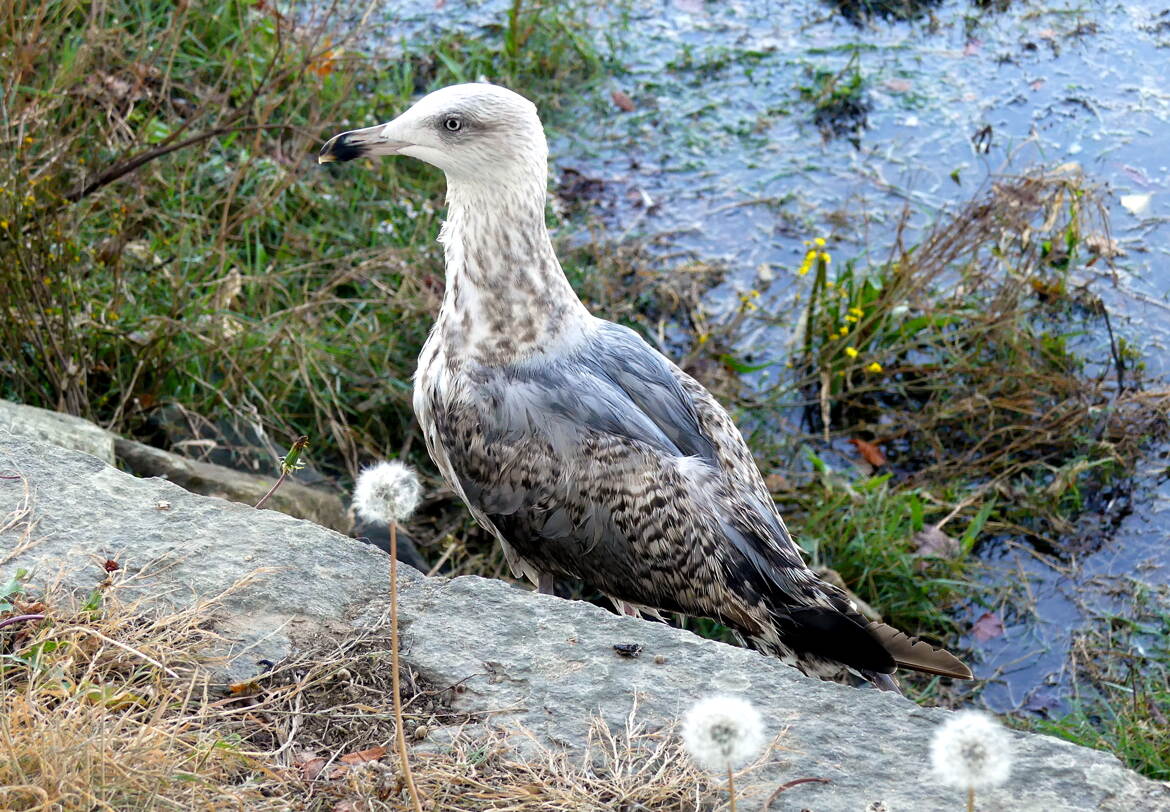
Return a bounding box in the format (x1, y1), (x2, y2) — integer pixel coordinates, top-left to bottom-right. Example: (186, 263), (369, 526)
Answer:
(727, 765), (737, 812)
(967, 786), (975, 812)
(390, 521), (424, 812)
(255, 435), (309, 509)
(253, 470), (288, 510)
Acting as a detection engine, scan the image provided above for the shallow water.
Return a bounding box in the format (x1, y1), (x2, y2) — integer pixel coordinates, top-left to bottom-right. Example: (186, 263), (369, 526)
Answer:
(364, 0), (1170, 711)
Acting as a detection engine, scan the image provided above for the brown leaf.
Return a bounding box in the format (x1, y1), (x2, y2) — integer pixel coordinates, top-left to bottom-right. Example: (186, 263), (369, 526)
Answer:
(296, 753), (328, 781)
(611, 89), (636, 112)
(339, 744), (387, 765)
(971, 611), (1005, 642)
(883, 78), (912, 93)
(764, 473), (792, 494)
(847, 438), (887, 467)
(911, 525), (959, 559)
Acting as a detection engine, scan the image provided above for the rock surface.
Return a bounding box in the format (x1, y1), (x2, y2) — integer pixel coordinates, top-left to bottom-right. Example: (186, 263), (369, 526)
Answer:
(1, 433), (1167, 812)
(0, 398), (349, 533)
(1, 399), (116, 465)
(114, 436), (350, 534)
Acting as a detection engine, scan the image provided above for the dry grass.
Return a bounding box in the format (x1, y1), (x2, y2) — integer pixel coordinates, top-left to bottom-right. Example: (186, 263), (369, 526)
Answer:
(402, 711), (770, 812)
(0, 589), (279, 809)
(0, 546), (773, 811)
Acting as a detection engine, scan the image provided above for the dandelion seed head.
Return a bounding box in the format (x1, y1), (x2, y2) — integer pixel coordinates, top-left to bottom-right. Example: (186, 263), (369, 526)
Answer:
(681, 695), (765, 773)
(929, 710), (1013, 790)
(353, 461), (422, 525)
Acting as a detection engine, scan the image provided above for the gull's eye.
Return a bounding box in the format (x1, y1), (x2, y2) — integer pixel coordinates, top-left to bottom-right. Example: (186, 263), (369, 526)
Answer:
(443, 116), (462, 132)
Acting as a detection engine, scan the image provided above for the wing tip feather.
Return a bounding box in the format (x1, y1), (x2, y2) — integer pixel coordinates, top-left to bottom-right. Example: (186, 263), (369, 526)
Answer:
(866, 621), (974, 680)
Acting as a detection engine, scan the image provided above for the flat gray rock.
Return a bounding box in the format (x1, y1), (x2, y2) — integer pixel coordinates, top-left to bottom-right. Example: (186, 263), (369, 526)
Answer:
(1, 434), (1166, 812)
(0, 399), (116, 465)
(114, 436), (350, 533)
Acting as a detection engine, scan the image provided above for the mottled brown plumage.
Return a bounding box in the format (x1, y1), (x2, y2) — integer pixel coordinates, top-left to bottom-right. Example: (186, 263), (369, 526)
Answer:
(320, 83), (972, 688)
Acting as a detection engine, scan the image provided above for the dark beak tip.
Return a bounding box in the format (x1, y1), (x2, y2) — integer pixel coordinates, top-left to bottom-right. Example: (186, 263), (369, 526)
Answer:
(318, 132), (366, 164)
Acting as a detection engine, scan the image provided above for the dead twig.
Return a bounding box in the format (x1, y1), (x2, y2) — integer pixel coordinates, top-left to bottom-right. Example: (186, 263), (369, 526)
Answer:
(762, 776), (831, 810)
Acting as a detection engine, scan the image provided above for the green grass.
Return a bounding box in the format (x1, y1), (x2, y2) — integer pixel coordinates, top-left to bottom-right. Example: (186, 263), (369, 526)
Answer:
(1024, 589), (1170, 780)
(0, 0), (610, 481)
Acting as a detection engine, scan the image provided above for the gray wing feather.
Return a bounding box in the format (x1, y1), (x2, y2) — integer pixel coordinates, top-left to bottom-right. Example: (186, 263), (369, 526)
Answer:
(429, 320), (831, 622)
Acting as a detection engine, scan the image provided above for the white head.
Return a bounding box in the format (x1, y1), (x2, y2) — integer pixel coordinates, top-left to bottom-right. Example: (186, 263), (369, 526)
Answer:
(319, 83), (547, 187)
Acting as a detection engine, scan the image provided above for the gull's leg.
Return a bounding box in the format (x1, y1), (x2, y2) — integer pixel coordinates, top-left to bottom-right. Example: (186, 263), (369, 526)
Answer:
(538, 573), (555, 595)
(871, 672), (903, 694)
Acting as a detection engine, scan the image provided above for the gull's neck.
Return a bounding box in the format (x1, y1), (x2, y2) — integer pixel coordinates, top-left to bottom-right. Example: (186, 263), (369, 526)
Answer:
(435, 174), (591, 365)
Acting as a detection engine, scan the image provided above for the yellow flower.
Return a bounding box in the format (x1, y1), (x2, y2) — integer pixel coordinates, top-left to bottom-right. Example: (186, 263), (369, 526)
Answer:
(837, 325), (849, 336)
(866, 361), (883, 373)
(0, 219), (7, 229)
(848, 306), (864, 317)
(798, 251), (815, 275)
(826, 280), (835, 288)
(814, 237), (826, 247)
(697, 333), (709, 345)
(820, 251), (831, 264)
(845, 346), (859, 359)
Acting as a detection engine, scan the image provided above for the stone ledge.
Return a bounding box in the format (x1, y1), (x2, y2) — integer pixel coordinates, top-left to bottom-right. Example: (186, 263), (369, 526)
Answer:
(1, 434), (1166, 812)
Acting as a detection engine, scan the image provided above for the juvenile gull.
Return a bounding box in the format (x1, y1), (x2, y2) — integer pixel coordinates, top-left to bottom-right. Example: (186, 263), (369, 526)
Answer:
(319, 83), (971, 689)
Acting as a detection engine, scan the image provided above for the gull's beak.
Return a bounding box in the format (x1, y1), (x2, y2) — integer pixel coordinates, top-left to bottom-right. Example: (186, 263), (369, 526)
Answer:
(318, 121), (411, 164)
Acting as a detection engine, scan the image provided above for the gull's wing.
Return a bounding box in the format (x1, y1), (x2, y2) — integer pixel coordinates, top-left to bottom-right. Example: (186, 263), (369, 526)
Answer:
(423, 321), (901, 675)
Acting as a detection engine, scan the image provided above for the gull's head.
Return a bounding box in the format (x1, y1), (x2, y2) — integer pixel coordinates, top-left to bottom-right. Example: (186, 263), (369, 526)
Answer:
(318, 83), (546, 185)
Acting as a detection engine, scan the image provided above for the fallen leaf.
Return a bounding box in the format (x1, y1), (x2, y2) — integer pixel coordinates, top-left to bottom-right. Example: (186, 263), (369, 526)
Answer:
(764, 472), (792, 493)
(339, 745), (387, 765)
(611, 89), (635, 112)
(103, 559), (120, 572)
(295, 752), (328, 781)
(848, 438), (887, 467)
(883, 78), (912, 93)
(971, 611), (1005, 642)
(307, 48), (339, 79)
(911, 525), (960, 559)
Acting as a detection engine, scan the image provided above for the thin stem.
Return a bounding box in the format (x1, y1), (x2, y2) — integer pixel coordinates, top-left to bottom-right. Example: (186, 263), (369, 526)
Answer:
(967, 786), (975, 812)
(727, 764), (737, 812)
(253, 469), (288, 509)
(0, 613), (45, 631)
(391, 522), (424, 812)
